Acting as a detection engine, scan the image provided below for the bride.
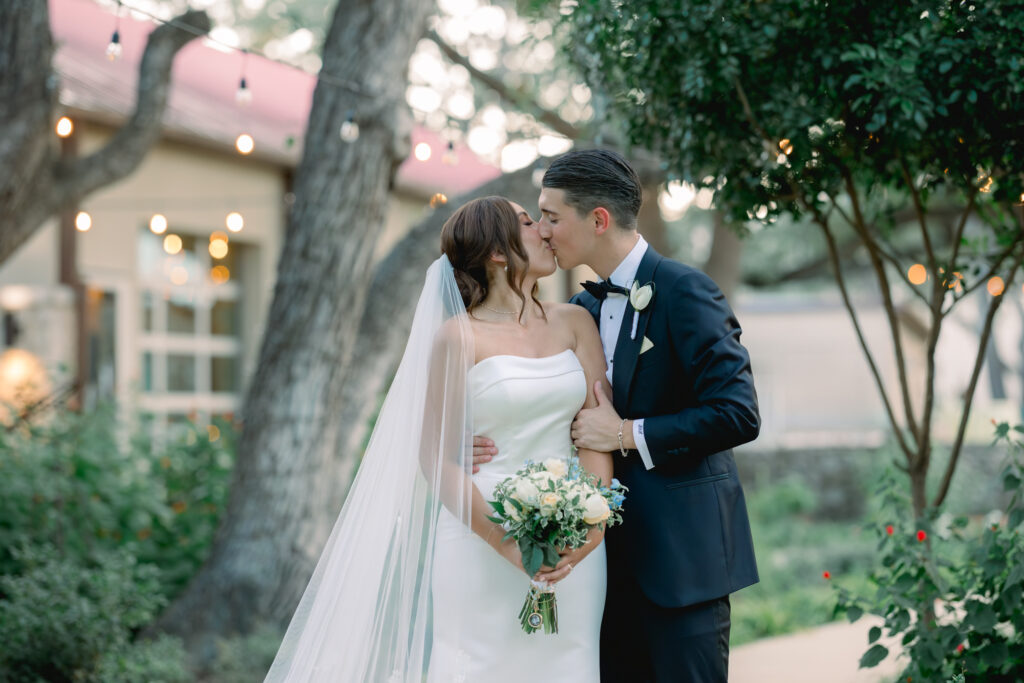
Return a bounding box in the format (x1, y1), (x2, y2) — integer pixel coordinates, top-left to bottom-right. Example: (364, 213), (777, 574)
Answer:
(265, 196), (613, 682)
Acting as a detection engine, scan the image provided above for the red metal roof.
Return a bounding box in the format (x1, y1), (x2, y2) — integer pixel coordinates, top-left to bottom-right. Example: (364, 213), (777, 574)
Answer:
(49, 0), (500, 194)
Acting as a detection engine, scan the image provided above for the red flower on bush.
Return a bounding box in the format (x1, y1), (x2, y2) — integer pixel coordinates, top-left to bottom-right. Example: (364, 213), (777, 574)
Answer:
(916, 530), (927, 542)
(886, 524), (894, 535)
(823, 571), (831, 580)
(957, 643), (965, 653)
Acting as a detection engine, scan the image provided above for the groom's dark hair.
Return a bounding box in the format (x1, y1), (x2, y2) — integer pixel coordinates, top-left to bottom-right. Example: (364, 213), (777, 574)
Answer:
(542, 149), (642, 230)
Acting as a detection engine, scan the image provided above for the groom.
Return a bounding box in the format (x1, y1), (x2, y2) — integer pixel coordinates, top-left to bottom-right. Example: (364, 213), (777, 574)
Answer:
(475, 149), (760, 682)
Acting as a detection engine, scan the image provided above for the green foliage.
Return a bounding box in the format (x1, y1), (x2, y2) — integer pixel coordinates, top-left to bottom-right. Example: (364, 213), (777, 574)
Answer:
(832, 424), (1024, 680)
(0, 406), (236, 680)
(0, 406), (236, 598)
(731, 476), (876, 645)
(564, 0), (1024, 226)
(0, 546), (189, 682)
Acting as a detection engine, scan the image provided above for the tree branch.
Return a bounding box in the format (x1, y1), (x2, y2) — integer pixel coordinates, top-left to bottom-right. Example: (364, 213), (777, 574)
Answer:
(816, 214), (915, 462)
(0, 8), (210, 266)
(933, 246), (1024, 508)
(54, 10), (211, 201)
(427, 29), (582, 141)
(899, 157), (937, 271)
(841, 168), (921, 446)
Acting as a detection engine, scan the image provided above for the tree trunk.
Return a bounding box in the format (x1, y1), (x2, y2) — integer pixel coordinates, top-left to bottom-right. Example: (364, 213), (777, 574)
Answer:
(152, 0), (432, 661)
(0, 3), (210, 265)
(703, 211), (743, 300)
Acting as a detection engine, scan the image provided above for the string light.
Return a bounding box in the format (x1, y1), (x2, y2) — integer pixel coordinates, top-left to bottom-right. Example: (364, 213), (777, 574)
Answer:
(778, 138), (794, 155)
(908, 263), (927, 285)
(414, 142), (432, 161)
(429, 193), (448, 208)
(106, 29), (123, 61)
(106, 2), (123, 62)
(149, 213), (168, 234)
(235, 49), (252, 105)
(170, 266), (189, 285)
(442, 140), (458, 165)
(163, 234), (183, 255)
(987, 276), (1005, 297)
(75, 211), (92, 232)
(235, 133), (254, 155)
(209, 238), (229, 259)
(55, 116), (74, 138)
(225, 212), (244, 232)
(210, 265), (230, 284)
(339, 111), (359, 143)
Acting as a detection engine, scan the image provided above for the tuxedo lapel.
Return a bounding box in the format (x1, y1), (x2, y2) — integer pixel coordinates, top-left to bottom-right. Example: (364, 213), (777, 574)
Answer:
(611, 247), (663, 409)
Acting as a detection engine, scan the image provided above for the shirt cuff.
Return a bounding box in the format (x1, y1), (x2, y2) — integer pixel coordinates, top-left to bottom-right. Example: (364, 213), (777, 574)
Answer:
(633, 419), (655, 470)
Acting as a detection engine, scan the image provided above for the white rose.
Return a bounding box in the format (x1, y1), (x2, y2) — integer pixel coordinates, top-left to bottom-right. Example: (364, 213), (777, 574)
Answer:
(629, 281), (654, 311)
(530, 471), (556, 489)
(582, 494), (611, 525)
(539, 492), (561, 517)
(543, 458), (569, 478)
(513, 479), (540, 507)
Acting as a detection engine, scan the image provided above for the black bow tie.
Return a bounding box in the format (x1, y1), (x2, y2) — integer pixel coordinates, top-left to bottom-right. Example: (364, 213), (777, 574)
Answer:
(581, 279), (629, 300)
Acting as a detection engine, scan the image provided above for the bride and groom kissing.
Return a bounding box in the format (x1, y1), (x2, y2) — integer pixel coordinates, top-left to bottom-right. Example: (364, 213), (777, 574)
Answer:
(266, 149), (760, 682)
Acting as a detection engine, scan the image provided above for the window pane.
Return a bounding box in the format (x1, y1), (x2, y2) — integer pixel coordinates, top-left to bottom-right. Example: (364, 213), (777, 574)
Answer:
(142, 352), (154, 392)
(167, 297), (196, 334)
(211, 356), (238, 392)
(141, 291), (155, 332)
(211, 300), (238, 336)
(167, 355), (196, 392)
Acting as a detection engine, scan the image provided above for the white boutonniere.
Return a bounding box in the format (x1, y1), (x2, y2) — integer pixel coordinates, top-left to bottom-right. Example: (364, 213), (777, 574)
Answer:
(628, 281), (655, 339)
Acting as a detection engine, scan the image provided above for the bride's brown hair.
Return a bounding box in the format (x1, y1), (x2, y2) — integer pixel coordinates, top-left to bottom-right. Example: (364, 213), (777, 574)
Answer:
(440, 196), (542, 321)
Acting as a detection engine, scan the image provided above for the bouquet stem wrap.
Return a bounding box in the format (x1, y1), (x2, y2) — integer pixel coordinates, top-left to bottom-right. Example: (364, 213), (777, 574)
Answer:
(519, 580), (559, 634)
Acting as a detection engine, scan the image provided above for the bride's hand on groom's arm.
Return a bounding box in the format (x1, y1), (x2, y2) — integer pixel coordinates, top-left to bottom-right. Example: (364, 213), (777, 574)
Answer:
(471, 435), (497, 473)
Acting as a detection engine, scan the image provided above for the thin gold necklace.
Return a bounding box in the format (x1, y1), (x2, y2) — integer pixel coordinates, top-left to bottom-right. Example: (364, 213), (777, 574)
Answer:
(480, 303), (518, 315)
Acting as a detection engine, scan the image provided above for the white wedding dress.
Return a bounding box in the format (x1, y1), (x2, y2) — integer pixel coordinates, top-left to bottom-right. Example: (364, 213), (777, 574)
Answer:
(428, 349), (606, 683)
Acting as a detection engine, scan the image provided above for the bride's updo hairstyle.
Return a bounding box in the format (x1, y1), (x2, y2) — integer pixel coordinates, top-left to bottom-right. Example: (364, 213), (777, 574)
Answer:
(440, 196), (541, 320)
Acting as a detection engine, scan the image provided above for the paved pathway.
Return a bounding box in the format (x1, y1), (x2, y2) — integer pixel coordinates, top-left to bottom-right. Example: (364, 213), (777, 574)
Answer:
(731, 617), (906, 683)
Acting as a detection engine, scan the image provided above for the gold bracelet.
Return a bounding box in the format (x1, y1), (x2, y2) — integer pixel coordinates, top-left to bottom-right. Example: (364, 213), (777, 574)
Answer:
(617, 418), (628, 457)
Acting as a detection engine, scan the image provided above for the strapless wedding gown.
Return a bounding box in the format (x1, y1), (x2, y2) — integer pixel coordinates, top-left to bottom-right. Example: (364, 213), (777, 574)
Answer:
(428, 349), (606, 682)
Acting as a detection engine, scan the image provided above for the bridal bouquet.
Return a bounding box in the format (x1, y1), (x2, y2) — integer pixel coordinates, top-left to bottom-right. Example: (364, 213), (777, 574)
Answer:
(487, 456), (627, 634)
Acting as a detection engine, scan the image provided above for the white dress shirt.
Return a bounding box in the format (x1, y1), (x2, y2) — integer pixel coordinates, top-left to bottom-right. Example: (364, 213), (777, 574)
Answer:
(596, 235), (655, 470)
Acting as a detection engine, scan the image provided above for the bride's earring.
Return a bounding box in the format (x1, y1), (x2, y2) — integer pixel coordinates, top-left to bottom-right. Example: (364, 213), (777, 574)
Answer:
(504, 264), (508, 272)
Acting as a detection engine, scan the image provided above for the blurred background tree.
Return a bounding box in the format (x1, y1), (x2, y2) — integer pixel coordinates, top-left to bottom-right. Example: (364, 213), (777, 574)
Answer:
(559, 0), (1024, 517)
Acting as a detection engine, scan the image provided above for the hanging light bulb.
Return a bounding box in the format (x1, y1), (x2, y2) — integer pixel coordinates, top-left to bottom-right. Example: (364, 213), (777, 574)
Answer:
(55, 116), (74, 138)
(225, 212), (244, 233)
(106, 29), (122, 61)
(149, 214), (168, 234)
(429, 193), (448, 208)
(414, 142), (432, 161)
(75, 211), (92, 232)
(442, 140), (458, 166)
(235, 77), (252, 105)
(340, 111), (359, 142)
(235, 133), (255, 155)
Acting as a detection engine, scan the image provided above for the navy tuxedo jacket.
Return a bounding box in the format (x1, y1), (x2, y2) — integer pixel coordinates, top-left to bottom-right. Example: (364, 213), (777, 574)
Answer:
(570, 246), (760, 608)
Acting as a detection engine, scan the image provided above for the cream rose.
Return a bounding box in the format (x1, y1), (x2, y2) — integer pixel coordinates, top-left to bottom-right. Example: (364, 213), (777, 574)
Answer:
(543, 457), (569, 478)
(512, 479), (540, 507)
(582, 494), (611, 525)
(539, 492), (560, 517)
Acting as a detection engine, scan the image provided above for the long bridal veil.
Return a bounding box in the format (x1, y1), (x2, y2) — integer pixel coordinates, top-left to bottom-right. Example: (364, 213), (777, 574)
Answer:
(265, 255), (474, 682)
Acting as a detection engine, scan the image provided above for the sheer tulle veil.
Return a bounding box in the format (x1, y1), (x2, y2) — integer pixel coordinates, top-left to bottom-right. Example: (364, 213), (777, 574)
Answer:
(265, 255), (474, 681)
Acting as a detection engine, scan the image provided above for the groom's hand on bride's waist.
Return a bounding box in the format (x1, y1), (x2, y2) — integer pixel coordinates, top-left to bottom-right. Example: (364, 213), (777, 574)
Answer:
(471, 435), (497, 474)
